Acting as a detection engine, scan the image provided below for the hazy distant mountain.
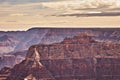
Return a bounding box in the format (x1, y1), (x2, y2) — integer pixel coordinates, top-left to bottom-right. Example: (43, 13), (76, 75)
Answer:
(0, 28), (120, 54)
(0, 35), (18, 54)
(0, 28), (48, 54)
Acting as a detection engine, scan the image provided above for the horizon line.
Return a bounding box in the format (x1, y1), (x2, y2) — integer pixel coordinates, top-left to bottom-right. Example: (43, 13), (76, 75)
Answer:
(0, 26), (120, 32)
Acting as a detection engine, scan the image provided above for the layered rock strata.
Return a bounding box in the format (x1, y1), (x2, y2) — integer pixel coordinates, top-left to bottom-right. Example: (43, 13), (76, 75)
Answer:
(0, 33), (120, 80)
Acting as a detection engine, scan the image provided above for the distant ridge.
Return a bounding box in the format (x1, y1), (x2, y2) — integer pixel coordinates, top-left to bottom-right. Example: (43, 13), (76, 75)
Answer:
(0, 28), (120, 70)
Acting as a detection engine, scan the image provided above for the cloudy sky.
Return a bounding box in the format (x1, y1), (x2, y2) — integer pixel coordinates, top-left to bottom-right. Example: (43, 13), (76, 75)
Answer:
(0, 0), (120, 31)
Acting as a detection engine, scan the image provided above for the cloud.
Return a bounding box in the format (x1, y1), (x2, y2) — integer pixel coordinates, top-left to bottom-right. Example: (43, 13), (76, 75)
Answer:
(0, 2), (48, 17)
(10, 13), (28, 16)
(0, 0), (68, 4)
(42, 0), (120, 17)
(0, 0), (120, 29)
(56, 0), (119, 9)
(1, 0), (120, 17)
(6, 20), (17, 22)
(57, 12), (120, 17)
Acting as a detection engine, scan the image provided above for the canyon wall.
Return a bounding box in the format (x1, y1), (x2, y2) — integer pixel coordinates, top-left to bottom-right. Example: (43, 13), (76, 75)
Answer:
(2, 33), (120, 80)
(0, 28), (120, 70)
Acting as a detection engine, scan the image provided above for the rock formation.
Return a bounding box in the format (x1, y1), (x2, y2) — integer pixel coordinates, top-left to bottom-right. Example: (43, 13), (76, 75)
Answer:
(0, 31), (120, 80)
(0, 28), (120, 69)
(6, 47), (55, 80)
(0, 28), (120, 54)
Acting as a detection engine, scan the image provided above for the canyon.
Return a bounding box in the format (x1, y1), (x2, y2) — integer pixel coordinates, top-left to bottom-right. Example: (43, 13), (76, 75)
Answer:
(0, 33), (119, 80)
(0, 28), (120, 54)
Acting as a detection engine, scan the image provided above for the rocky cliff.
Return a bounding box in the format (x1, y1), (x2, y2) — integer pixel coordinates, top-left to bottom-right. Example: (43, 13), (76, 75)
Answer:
(1, 28), (120, 70)
(0, 33), (119, 80)
(0, 28), (120, 54)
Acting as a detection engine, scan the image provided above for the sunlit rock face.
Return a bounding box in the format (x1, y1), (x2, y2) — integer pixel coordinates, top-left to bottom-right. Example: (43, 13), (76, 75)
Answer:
(6, 47), (55, 80)
(0, 33), (119, 80)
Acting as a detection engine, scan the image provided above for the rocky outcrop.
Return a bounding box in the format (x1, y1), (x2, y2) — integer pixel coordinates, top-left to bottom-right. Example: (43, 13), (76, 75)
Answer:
(6, 47), (55, 80)
(37, 33), (120, 60)
(0, 33), (119, 80)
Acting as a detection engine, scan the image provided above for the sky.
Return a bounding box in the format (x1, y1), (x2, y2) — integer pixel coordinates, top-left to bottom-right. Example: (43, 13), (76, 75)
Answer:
(0, 0), (120, 31)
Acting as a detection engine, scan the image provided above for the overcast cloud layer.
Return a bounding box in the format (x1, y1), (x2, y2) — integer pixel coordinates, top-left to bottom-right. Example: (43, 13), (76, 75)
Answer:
(0, 0), (63, 3)
(0, 0), (120, 30)
(1, 0), (120, 17)
(42, 0), (120, 16)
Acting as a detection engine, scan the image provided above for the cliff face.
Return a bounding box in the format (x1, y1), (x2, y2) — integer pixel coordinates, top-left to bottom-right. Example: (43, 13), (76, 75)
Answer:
(0, 28), (120, 54)
(37, 33), (120, 60)
(1, 33), (119, 80)
(0, 28), (119, 70)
